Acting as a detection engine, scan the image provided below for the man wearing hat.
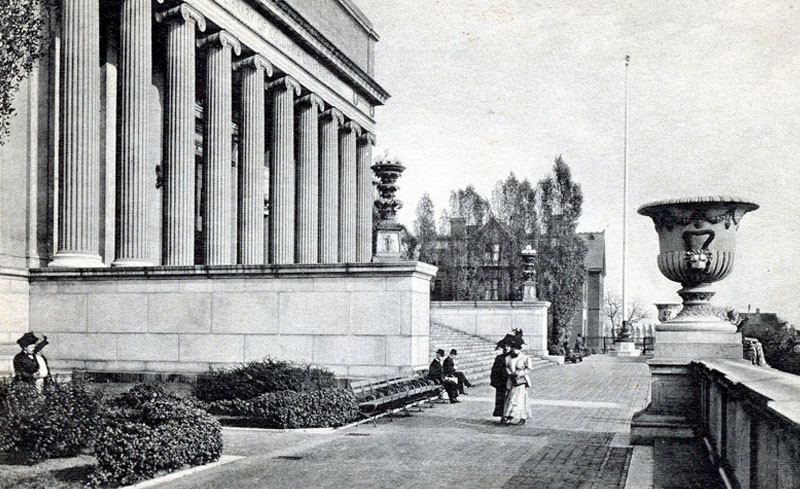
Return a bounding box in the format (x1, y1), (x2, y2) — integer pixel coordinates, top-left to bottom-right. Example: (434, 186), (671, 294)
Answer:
(427, 349), (460, 403)
(443, 348), (473, 395)
(13, 332), (50, 390)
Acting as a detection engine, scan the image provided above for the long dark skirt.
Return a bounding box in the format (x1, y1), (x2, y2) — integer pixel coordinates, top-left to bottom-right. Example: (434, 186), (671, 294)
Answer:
(493, 388), (506, 417)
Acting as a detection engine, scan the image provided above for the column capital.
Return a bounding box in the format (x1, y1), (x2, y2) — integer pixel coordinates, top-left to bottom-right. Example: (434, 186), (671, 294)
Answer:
(155, 4), (206, 32)
(197, 30), (242, 56)
(340, 120), (362, 137)
(320, 107), (344, 126)
(358, 131), (376, 146)
(233, 54), (273, 76)
(296, 93), (324, 112)
(267, 75), (301, 96)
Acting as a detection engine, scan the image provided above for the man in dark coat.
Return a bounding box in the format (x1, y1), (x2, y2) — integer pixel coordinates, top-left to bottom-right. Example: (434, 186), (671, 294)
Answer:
(13, 332), (50, 389)
(491, 339), (511, 420)
(443, 349), (473, 395)
(427, 349), (459, 403)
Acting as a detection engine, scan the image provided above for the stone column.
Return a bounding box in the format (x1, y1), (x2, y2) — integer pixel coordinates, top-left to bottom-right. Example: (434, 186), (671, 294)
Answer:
(318, 108), (344, 263)
(356, 131), (376, 262)
(51, 0), (103, 268)
(234, 55), (272, 264)
(198, 31), (241, 265)
(295, 94), (324, 263)
(267, 76), (301, 264)
(156, 4), (206, 266)
(113, 0), (153, 266)
(338, 121), (361, 262)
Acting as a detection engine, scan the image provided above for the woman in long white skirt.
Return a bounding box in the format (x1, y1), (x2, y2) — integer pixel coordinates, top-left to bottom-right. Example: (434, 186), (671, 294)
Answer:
(502, 340), (533, 425)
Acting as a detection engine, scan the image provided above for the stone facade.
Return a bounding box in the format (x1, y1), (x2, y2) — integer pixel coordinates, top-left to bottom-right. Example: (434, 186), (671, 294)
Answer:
(0, 1), (436, 378)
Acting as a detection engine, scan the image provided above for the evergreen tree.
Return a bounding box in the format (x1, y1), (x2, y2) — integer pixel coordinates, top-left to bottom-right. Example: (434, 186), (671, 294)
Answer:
(536, 156), (588, 350)
(413, 192), (437, 263)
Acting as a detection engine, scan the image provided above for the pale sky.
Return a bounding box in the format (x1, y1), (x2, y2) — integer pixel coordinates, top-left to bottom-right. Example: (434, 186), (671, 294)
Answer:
(357, 0), (800, 324)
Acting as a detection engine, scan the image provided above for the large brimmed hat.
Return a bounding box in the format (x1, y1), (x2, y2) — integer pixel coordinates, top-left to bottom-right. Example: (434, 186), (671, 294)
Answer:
(436, 348), (445, 356)
(16, 332), (39, 348)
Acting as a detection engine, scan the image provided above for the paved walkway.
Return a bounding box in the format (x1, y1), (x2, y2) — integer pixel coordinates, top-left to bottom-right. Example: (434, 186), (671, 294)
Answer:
(154, 356), (652, 489)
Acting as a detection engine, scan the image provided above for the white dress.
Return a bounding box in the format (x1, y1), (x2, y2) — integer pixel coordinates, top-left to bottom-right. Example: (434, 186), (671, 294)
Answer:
(503, 353), (533, 420)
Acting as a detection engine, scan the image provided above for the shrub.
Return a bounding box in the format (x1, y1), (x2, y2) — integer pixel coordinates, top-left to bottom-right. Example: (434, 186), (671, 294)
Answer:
(193, 358), (337, 402)
(89, 384), (222, 487)
(249, 388), (360, 429)
(0, 379), (105, 464)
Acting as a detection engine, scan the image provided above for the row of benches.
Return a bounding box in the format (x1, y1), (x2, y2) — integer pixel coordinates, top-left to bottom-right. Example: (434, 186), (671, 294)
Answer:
(349, 371), (446, 424)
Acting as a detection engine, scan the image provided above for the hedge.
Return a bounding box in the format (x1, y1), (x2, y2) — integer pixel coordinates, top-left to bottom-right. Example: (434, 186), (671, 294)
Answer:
(193, 358), (337, 402)
(0, 379), (105, 464)
(206, 388), (360, 429)
(89, 384), (222, 487)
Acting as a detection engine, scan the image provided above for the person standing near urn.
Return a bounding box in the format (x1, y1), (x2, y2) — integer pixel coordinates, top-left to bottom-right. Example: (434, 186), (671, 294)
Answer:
(502, 338), (533, 426)
(13, 332), (51, 391)
(491, 339), (511, 422)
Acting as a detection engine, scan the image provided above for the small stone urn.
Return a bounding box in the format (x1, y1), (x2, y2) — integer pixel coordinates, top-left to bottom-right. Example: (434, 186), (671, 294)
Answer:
(372, 157), (406, 262)
(638, 196), (758, 333)
(520, 245), (538, 302)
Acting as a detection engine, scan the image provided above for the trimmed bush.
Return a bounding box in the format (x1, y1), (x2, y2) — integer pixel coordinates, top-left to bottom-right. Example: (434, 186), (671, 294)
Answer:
(0, 379), (105, 464)
(89, 384), (222, 487)
(249, 388), (360, 429)
(193, 358), (337, 402)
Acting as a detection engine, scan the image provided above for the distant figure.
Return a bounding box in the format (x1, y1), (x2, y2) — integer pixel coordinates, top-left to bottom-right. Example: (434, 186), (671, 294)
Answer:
(443, 349), (473, 395)
(502, 339), (533, 425)
(13, 332), (50, 390)
(574, 334), (584, 353)
(427, 349), (459, 403)
(491, 339), (511, 421)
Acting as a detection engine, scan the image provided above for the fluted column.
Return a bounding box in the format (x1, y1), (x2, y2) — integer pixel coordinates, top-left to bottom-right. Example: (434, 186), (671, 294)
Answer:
(113, 0), (153, 266)
(50, 0), (103, 267)
(198, 31), (241, 265)
(234, 55), (272, 264)
(338, 120), (361, 262)
(356, 131), (376, 262)
(295, 94), (324, 263)
(267, 76), (301, 264)
(318, 108), (344, 263)
(156, 4), (206, 266)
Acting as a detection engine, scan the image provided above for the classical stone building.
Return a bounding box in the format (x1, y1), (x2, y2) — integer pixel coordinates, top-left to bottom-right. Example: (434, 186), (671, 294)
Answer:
(570, 231), (605, 347)
(0, 0), (435, 378)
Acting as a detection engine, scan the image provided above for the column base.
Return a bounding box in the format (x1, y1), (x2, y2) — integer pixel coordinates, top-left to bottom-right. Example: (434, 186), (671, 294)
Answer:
(611, 340), (641, 357)
(111, 258), (154, 268)
(49, 253), (104, 268)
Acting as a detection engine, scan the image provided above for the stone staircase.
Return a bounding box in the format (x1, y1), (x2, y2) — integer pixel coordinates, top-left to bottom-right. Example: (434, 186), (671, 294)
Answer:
(0, 343), (17, 378)
(429, 322), (554, 386)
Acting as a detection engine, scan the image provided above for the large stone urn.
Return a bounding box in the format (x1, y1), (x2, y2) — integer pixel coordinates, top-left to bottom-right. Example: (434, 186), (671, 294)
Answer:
(631, 196), (758, 444)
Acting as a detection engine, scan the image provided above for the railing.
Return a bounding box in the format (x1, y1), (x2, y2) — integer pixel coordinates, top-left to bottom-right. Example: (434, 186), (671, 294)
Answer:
(695, 359), (800, 489)
(584, 335), (655, 354)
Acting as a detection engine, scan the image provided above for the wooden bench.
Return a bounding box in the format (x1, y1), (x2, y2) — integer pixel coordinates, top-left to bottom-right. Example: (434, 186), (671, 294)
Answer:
(349, 373), (444, 424)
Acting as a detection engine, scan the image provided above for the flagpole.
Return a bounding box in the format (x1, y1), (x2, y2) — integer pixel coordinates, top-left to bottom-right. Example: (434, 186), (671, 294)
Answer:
(619, 54), (632, 341)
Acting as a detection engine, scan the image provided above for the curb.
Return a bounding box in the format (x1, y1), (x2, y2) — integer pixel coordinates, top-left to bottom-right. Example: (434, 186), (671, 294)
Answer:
(119, 455), (244, 489)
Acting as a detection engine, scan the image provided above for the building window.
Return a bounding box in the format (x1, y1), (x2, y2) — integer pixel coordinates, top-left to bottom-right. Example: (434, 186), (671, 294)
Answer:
(484, 243), (501, 265)
(484, 278), (499, 300)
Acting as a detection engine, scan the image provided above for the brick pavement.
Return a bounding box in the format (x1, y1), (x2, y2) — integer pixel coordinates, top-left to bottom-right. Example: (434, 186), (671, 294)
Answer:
(151, 356), (652, 489)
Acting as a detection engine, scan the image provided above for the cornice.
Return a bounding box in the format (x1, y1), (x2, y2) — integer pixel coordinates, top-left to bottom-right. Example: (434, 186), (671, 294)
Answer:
(249, 0), (390, 105)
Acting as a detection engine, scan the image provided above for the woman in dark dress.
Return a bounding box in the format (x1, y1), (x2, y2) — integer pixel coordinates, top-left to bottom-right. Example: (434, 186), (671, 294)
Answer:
(490, 340), (511, 420)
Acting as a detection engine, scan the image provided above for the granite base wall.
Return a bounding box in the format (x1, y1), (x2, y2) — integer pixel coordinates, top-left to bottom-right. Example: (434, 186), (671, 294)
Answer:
(430, 300), (550, 355)
(0, 272), (30, 344)
(28, 263), (436, 379)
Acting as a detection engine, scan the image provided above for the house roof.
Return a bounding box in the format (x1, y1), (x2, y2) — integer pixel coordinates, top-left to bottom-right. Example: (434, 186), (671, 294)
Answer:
(578, 231), (606, 275)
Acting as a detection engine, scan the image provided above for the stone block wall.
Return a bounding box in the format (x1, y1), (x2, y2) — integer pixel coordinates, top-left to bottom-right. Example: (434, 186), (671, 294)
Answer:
(28, 263), (435, 379)
(696, 359), (800, 489)
(0, 274), (30, 344)
(430, 301), (550, 355)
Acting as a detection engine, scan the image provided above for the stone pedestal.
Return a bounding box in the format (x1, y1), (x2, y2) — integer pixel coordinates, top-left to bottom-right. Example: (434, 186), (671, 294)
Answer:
(611, 340), (641, 357)
(373, 221), (403, 262)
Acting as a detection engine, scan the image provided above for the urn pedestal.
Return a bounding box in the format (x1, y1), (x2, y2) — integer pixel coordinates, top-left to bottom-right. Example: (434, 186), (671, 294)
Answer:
(630, 196), (757, 444)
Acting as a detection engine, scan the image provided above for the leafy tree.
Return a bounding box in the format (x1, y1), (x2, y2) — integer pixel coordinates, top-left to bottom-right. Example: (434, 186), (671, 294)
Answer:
(536, 156), (587, 349)
(439, 185), (490, 233)
(490, 173), (538, 299)
(413, 192), (437, 263)
(0, 0), (55, 145)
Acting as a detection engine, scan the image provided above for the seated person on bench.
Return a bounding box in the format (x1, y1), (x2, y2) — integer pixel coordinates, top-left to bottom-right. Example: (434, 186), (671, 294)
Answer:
(427, 349), (460, 403)
(444, 349), (473, 395)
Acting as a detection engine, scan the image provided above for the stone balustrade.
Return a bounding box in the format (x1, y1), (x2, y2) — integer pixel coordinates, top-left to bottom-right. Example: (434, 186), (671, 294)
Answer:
(695, 359), (800, 489)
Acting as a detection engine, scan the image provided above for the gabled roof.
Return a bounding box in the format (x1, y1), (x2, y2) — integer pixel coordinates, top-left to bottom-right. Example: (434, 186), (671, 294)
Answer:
(578, 231), (606, 275)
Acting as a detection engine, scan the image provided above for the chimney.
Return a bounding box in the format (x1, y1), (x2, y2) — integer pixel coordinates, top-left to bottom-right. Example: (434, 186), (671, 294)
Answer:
(450, 217), (466, 239)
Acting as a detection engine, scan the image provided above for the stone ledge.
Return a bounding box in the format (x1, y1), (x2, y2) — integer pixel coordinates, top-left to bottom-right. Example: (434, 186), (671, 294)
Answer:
(430, 300), (551, 309)
(30, 261), (437, 281)
(695, 359), (800, 431)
